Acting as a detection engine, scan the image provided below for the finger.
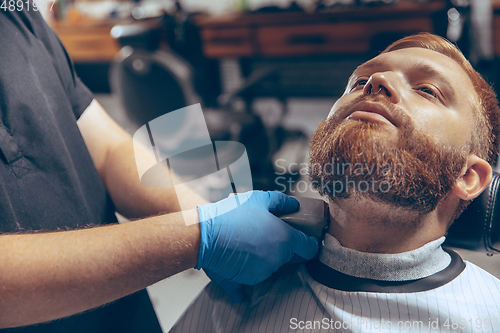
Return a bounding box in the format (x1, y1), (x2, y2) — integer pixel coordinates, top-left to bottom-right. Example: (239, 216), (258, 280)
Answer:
(266, 191), (300, 216)
(291, 230), (319, 260)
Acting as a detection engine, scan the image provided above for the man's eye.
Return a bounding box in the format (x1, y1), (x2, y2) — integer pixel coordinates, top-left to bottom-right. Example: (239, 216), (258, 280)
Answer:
(418, 86), (436, 97)
(356, 79), (368, 86)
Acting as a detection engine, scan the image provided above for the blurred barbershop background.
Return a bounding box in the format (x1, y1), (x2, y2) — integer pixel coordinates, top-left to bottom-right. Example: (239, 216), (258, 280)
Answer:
(45, 0), (500, 330)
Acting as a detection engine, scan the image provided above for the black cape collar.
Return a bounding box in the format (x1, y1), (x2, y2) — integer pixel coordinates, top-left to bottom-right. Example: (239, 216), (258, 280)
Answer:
(306, 248), (465, 293)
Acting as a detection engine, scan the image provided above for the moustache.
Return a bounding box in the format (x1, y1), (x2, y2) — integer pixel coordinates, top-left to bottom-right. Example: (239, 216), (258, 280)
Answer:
(328, 95), (415, 133)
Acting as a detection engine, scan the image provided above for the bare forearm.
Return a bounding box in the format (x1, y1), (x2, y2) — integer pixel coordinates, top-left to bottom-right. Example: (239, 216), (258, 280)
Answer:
(101, 139), (182, 218)
(0, 211), (200, 328)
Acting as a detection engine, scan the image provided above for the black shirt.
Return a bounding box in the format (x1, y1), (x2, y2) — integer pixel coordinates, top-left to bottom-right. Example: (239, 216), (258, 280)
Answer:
(0, 7), (162, 333)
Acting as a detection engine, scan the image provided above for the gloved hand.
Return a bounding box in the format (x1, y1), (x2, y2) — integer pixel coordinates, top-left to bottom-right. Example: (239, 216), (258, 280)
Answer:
(195, 190), (319, 302)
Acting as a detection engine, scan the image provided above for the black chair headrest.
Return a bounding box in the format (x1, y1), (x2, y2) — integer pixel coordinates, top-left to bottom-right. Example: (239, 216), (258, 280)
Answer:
(445, 172), (500, 254)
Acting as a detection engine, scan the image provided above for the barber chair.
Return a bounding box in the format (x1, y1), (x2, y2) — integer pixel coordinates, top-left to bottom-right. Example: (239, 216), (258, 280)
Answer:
(110, 22), (200, 125)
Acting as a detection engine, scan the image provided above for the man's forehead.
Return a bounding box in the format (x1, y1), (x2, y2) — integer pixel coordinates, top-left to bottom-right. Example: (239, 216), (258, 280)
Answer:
(355, 47), (467, 78)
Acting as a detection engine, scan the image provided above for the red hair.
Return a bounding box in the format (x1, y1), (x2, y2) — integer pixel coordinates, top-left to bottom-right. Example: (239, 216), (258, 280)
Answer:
(382, 32), (500, 166)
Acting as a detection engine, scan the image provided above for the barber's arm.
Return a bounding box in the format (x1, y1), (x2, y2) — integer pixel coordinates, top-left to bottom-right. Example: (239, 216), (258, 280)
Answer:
(0, 100), (318, 328)
(0, 210), (200, 328)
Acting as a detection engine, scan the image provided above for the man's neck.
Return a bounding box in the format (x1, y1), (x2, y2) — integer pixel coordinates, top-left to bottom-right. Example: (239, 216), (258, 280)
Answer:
(327, 196), (448, 253)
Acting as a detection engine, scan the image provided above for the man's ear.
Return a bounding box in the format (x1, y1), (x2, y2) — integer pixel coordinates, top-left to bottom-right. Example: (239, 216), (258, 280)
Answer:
(452, 154), (492, 200)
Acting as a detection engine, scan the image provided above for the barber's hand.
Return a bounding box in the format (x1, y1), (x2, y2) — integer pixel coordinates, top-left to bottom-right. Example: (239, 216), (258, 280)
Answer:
(195, 190), (319, 302)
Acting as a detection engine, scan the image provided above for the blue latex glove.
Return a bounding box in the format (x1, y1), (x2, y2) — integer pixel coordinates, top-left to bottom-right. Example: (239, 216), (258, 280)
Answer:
(196, 190), (319, 302)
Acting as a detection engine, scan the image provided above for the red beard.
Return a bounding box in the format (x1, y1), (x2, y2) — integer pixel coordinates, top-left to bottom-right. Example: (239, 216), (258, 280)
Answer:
(308, 98), (467, 213)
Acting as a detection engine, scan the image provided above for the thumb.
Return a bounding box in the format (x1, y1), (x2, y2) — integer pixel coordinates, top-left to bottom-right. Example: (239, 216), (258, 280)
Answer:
(266, 191), (300, 216)
(290, 229), (319, 261)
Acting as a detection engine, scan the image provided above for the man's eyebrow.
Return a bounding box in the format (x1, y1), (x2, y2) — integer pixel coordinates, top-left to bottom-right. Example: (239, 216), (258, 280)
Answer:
(413, 62), (456, 101)
(348, 60), (384, 85)
(355, 59), (384, 72)
(350, 59), (387, 82)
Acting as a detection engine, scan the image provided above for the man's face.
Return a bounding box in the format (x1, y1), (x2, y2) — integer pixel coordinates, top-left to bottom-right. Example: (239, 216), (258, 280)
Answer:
(309, 47), (477, 213)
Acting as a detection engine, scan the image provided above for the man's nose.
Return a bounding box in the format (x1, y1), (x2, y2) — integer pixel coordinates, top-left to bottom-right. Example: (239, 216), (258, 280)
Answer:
(363, 73), (401, 103)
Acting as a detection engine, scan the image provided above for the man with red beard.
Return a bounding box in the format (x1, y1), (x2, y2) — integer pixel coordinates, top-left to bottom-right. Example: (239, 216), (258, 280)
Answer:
(169, 32), (500, 332)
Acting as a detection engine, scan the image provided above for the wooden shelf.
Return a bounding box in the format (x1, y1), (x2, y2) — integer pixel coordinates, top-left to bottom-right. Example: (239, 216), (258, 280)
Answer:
(194, 1), (446, 58)
(50, 20), (125, 62)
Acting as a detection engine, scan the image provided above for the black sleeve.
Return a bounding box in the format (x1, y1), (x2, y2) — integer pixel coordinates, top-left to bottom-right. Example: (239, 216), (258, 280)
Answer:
(24, 10), (93, 119)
